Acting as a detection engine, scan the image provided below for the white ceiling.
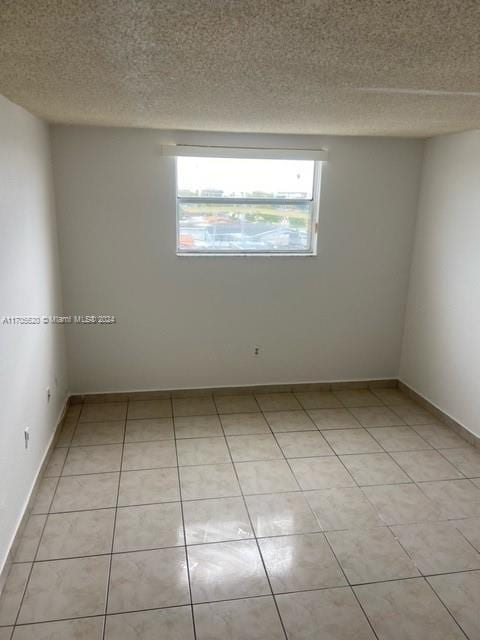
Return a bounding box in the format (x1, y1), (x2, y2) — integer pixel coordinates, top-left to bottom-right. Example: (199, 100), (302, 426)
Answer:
(1, 0), (480, 137)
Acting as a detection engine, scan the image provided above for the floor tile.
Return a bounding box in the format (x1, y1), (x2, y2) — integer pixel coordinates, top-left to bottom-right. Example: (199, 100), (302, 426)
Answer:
(14, 515), (46, 562)
(183, 497), (253, 544)
(275, 431), (334, 458)
(0, 628), (11, 640)
(327, 526), (419, 584)
(177, 437), (230, 466)
(371, 388), (414, 406)
(354, 578), (465, 640)
(227, 434), (283, 461)
(122, 440), (176, 470)
(440, 447), (480, 477)
(453, 517), (480, 550)
(289, 457), (355, 490)
(412, 423), (469, 449)
(12, 617), (104, 640)
(255, 392), (301, 411)
(214, 394), (260, 414)
(173, 396), (216, 417)
(174, 414), (223, 438)
(308, 408), (361, 430)
(391, 521), (480, 574)
(334, 389), (383, 407)
(127, 399), (172, 419)
(235, 460), (299, 494)
(118, 468), (179, 505)
(391, 404), (437, 425)
(418, 479), (480, 518)
(179, 463), (240, 500)
(56, 420), (76, 447)
(31, 478), (58, 514)
(277, 587), (376, 640)
(259, 532), (346, 592)
(44, 448), (68, 477)
(72, 421), (125, 446)
(114, 502), (184, 552)
(108, 547), (190, 613)
(18, 556), (109, 623)
(351, 406), (405, 427)
(10, 395), (479, 640)
(65, 404), (82, 421)
(187, 539), (270, 602)
(367, 426), (431, 452)
(362, 483), (441, 524)
(264, 410), (316, 432)
(194, 596), (284, 640)
(79, 402), (127, 422)
(322, 429), (383, 454)
(305, 487), (384, 531)
(340, 453), (411, 485)
(105, 607), (194, 640)
(51, 473), (119, 512)
(37, 509), (115, 560)
(0, 563), (31, 626)
(245, 492), (320, 537)
(62, 444), (122, 475)
(125, 418), (174, 442)
(428, 571), (480, 640)
(391, 450), (464, 481)
(294, 390), (342, 409)
(220, 412), (271, 436)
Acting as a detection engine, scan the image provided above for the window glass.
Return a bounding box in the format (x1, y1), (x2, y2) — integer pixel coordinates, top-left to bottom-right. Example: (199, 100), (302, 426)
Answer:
(176, 156), (320, 254)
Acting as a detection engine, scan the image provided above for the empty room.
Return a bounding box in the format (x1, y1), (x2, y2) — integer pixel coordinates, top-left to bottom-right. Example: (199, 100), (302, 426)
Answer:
(1, 2), (480, 639)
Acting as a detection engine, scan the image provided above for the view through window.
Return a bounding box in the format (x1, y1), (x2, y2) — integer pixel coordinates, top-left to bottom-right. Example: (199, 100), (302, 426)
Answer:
(176, 156), (320, 254)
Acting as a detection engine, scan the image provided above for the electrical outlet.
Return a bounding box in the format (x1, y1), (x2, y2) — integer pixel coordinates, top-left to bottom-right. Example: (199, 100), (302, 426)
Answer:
(253, 345), (261, 357)
(24, 427), (30, 449)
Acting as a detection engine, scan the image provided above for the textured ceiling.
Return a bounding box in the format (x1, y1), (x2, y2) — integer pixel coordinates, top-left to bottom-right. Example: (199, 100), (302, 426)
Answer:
(1, 0), (480, 136)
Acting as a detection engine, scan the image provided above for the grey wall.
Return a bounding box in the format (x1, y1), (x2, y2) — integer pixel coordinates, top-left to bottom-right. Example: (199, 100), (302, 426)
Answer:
(400, 130), (480, 438)
(52, 126), (423, 393)
(0, 96), (68, 573)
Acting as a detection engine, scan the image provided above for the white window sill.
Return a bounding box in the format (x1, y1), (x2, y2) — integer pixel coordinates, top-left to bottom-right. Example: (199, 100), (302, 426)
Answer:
(176, 252), (317, 257)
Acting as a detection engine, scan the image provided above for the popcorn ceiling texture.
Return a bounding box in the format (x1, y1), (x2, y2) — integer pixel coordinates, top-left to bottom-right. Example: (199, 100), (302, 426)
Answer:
(1, 0), (480, 136)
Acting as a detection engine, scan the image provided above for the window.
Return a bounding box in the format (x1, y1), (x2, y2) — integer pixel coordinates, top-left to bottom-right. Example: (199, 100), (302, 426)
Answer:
(172, 147), (325, 255)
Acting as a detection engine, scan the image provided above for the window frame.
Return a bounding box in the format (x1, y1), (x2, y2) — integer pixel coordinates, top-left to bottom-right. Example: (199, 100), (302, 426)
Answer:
(175, 158), (322, 257)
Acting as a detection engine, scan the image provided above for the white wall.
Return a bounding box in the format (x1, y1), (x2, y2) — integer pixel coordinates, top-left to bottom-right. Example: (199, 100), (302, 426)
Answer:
(0, 97), (68, 573)
(51, 126), (423, 393)
(400, 130), (480, 438)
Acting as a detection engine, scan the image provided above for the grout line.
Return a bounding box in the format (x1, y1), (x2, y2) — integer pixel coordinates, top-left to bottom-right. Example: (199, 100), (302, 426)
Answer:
(5, 567), (480, 631)
(425, 575), (474, 640)
(5, 562), (480, 630)
(7, 394), (479, 637)
(12, 502), (480, 565)
(435, 447), (470, 478)
(446, 520), (480, 556)
(22, 472), (480, 517)
(2, 477), (414, 517)
(371, 569), (465, 640)
(172, 400), (198, 640)
(57, 448), (427, 469)
(101, 400), (127, 640)
(222, 430), (289, 640)
(322, 532), (381, 640)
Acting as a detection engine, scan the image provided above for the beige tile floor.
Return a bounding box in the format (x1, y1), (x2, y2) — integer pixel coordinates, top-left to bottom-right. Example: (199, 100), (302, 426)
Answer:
(1, 388), (480, 639)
